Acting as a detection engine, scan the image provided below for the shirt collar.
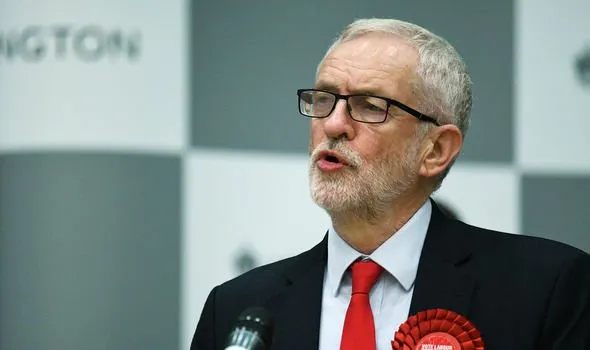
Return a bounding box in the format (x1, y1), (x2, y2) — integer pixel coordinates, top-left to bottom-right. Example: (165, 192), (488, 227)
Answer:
(326, 200), (432, 296)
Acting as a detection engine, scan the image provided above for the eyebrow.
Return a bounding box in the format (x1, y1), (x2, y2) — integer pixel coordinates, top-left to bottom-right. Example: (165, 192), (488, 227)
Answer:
(313, 81), (340, 92)
(314, 81), (391, 99)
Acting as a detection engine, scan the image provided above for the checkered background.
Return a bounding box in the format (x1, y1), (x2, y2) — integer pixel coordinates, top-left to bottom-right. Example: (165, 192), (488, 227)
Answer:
(1, 1), (589, 349)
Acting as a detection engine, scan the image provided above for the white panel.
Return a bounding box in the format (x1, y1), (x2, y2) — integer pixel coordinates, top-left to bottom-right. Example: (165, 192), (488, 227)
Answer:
(0, 0), (187, 152)
(516, 0), (590, 171)
(432, 163), (520, 234)
(181, 149), (331, 349)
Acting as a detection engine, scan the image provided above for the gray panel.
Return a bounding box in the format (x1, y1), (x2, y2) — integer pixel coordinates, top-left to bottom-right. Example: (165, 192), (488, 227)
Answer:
(191, 0), (513, 162)
(0, 153), (180, 350)
(522, 175), (590, 253)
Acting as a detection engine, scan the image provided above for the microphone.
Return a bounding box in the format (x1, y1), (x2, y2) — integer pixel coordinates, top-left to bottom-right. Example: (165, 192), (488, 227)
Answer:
(224, 306), (273, 350)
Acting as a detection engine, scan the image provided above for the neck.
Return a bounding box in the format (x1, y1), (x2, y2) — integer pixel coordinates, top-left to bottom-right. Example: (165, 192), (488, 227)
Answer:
(329, 193), (429, 255)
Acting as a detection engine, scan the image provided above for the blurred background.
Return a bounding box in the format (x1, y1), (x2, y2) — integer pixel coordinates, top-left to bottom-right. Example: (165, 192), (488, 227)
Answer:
(1, 0), (589, 349)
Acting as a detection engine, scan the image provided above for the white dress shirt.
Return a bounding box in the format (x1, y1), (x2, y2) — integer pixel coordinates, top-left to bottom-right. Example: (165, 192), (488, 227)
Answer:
(318, 200), (432, 350)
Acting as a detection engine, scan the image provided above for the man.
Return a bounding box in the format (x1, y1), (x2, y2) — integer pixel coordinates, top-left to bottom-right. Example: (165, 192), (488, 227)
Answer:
(192, 18), (590, 350)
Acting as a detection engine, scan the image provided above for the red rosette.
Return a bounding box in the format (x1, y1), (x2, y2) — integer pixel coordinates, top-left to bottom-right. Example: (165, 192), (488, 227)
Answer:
(391, 309), (485, 350)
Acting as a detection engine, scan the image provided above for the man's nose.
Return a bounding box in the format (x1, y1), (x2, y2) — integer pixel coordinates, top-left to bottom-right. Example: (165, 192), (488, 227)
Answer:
(322, 100), (355, 140)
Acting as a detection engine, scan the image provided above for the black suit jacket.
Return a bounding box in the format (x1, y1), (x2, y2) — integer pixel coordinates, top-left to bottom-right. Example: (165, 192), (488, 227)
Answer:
(191, 200), (590, 349)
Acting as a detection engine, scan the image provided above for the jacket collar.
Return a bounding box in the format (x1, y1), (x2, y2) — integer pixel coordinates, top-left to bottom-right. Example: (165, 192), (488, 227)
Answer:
(409, 198), (475, 316)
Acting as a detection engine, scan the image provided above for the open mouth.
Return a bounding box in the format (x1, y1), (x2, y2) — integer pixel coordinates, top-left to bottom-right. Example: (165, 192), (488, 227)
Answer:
(323, 155), (341, 164)
(317, 150), (347, 164)
(315, 150), (349, 172)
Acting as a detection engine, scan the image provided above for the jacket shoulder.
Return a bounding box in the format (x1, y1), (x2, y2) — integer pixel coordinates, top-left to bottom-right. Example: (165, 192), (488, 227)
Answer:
(192, 239), (326, 349)
(214, 235), (327, 304)
(216, 252), (301, 297)
(455, 219), (589, 272)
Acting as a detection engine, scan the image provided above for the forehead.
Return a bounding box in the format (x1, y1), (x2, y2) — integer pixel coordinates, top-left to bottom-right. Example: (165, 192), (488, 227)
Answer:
(316, 33), (418, 97)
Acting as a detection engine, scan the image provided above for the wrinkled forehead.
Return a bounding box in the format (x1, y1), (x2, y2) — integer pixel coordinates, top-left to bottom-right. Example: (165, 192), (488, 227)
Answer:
(318, 33), (418, 71)
(315, 33), (419, 97)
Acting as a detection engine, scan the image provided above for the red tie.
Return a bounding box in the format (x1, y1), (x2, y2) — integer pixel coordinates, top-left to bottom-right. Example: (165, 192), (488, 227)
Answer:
(340, 260), (384, 350)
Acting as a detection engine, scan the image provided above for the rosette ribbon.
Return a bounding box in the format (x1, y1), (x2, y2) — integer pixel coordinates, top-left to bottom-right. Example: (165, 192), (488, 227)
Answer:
(391, 308), (484, 350)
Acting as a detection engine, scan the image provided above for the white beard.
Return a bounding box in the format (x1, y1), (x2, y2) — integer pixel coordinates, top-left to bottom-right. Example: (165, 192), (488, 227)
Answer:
(309, 138), (420, 220)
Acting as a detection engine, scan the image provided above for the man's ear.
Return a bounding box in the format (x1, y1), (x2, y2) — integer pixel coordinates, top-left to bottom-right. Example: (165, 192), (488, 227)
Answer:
(419, 125), (463, 179)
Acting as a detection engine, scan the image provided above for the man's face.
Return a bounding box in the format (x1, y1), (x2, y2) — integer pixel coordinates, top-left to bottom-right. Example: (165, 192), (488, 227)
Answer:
(308, 33), (424, 214)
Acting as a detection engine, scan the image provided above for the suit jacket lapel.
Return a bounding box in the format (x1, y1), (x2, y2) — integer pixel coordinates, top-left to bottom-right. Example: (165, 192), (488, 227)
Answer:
(265, 234), (328, 350)
(409, 199), (475, 317)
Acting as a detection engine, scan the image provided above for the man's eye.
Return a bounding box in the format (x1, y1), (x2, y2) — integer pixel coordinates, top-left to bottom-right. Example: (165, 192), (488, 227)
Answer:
(361, 98), (387, 112)
(366, 103), (386, 112)
(315, 96), (331, 104)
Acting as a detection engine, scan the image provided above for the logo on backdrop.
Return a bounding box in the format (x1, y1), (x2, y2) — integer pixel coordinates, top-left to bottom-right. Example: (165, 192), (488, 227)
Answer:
(234, 248), (259, 275)
(0, 25), (141, 63)
(575, 45), (590, 88)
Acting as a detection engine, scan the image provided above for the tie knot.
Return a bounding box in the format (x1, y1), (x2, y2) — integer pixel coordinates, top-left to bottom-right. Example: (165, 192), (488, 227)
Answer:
(350, 260), (383, 294)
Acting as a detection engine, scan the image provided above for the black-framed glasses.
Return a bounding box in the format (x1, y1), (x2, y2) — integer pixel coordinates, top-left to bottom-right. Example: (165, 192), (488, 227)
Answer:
(297, 89), (440, 125)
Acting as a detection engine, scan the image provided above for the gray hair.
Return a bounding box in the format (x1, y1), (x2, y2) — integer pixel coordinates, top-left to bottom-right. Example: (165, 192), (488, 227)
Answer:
(317, 18), (473, 188)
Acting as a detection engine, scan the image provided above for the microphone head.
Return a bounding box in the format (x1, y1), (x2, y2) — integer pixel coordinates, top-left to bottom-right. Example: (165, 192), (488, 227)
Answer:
(236, 306), (273, 341)
(236, 306), (272, 329)
(225, 306), (273, 350)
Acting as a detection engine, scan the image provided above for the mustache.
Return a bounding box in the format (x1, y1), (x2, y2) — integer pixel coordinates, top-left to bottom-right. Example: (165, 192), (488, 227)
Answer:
(310, 139), (362, 168)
